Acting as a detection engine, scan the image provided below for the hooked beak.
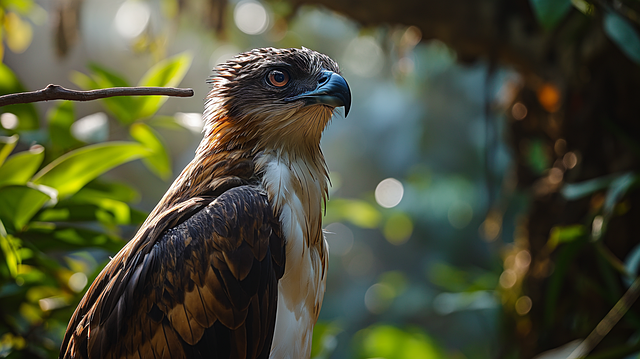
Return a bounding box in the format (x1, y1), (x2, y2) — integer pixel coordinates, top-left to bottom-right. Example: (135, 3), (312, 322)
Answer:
(285, 71), (352, 116)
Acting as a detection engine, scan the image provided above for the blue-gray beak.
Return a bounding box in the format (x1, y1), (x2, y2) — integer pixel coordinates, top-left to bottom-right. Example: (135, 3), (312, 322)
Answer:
(286, 71), (351, 116)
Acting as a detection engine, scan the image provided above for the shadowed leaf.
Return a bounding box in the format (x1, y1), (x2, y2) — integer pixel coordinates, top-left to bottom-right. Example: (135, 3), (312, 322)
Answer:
(0, 146), (44, 187)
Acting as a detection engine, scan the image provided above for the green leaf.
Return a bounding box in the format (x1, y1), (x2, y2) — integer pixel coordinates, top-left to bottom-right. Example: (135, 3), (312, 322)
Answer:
(311, 321), (342, 359)
(547, 224), (586, 250)
(2, 0), (35, 14)
(526, 139), (550, 175)
(81, 180), (140, 203)
(22, 224), (125, 253)
(0, 185), (55, 230)
(354, 325), (444, 359)
(530, 0), (572, 30)
(130, 123), (171, 179)
(136, 52), (193, 119)
(0, 63), (38, 131)
(31, 142), (151, 199)
(0, 146), (44, 187)
(0, 134), (19, 166)
(325, 198), (381, 228)
(604, 12), (640, 65)
(71, 66), (138, 124)
(0, 233), (22, 277)
(544, 240), (583, 327)
(47, 101), (82, 151)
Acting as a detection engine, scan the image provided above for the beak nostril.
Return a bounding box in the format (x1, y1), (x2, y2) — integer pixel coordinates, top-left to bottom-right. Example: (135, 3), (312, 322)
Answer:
(318, 71), (332, 85)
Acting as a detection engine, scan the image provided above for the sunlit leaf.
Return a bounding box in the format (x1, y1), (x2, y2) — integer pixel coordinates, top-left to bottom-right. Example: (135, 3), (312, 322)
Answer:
(130, 123), (171, 179)
(136, 52), (193, 119)
(0, 146), (44, 187)
(325, 198), (381, 228)
(4, 11), (33, 53)
(604, 12), (640, 65)
(70, 66), (138, 124)
(530, 0), (572, 30)
(0, 134), (19, 166)
(0, 184), (54, 230)
(48, 101), (82, 152)
(2, 0), (35, 14)
(0, 63), (38, 130)
(0, 233), (21, 277)
(547, 224), (586, 250)
(31, 142), (151, 199)
(36, 201), (136, 226)
(428, 262), (470, 292)
(383, 212), (413, 245)
(354, 325), (444, 359)
(311, 321), (342, 359)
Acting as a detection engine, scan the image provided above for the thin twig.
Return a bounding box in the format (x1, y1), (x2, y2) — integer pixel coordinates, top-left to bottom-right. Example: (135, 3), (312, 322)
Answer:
(567, 277), (640, 358)
(0, 84), (194, 107)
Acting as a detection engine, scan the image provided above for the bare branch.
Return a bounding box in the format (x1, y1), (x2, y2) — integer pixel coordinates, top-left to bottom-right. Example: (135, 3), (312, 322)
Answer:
(568, 277), (640, 359)
(0, 84), (194, 107)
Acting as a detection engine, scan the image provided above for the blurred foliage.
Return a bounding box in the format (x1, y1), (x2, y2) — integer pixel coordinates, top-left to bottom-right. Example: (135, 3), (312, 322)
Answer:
(0, 48), (191, 357)
(1, 0), (640, 358)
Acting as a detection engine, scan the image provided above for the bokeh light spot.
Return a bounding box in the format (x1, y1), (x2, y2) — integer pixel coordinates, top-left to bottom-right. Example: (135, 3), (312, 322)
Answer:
(324, 222), (354, 256)
(383, 212), (412, 245)
(343, 36), (384, 77)
(479, 212), (502, 242)
(537, 83), (561, 112)
(499, 269), (517, 288)
(447, 201), (473, 229)
(563, 151), (578, 169)
(511, 102), (527, 120)
(548, 167), (563, 184)
(209, 44), (242, 70)
(234, 1), (269, 35)
(71, 112), (108, 143)
(1, 113), (19, 130)
(515, 250), (531, 270)
(515, 296), (533, 315)
(68, 272), (88, 293)
(375, 178), (404, 208)
(364, 283), (394, 314)
(345, 244), (374, 278)
(114, 0), (150, 39)
(39, 297), (66, 311)
(175, 112), (203, 132)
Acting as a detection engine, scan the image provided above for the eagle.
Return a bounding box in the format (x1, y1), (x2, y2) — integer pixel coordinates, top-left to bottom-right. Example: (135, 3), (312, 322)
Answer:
(59, 47), (351, 359)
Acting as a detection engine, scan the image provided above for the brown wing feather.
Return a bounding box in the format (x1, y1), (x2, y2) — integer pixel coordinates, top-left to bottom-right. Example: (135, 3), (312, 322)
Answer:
(60, 185), (285, 359)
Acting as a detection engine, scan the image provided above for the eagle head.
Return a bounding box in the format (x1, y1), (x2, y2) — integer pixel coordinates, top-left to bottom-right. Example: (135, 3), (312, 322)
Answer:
(203, 47), (351, 154)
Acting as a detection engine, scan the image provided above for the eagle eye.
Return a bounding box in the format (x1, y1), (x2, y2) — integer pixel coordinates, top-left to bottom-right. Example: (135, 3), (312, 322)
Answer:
(267, 70), (290, 87)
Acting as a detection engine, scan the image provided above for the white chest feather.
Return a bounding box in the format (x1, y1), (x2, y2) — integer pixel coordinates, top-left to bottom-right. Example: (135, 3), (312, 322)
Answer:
(259, 155), (328, 359)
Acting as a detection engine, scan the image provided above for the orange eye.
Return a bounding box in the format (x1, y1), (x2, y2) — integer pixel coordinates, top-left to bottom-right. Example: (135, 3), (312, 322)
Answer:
(268, 70), (289, 87)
